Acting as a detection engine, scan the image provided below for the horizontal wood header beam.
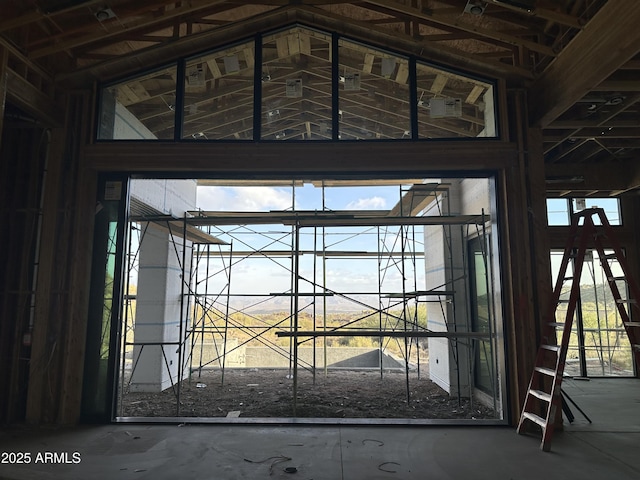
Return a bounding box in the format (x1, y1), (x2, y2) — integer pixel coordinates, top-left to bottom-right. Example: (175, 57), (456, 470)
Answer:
(545, 159), (640, 194)
(83, 141), (517, 174)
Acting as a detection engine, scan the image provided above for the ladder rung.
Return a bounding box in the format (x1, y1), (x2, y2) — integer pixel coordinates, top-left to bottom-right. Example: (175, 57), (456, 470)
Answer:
(563, 276), (574, 282)
(607, 276), (626, 282)
(522, 411), (547, 428)
(548, 322), (565, 328)
(601, 254), (618, 260)
(529, 389), (552, 403)
(616, 299), (637, 305)
(624, 322), (640, 327)
(535, 366), (556, 377)
(541, 344), (561, 352)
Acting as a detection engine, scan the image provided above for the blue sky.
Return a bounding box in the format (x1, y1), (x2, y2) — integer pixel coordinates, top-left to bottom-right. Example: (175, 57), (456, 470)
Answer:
(195, 183), (403, 212)
(193, 183), (425, 297)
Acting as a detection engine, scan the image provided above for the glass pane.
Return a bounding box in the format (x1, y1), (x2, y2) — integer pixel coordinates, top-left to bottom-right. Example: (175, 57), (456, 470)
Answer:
(338, 39), (411, 140)
(580, 250), (634, 376)
(416, 63), (496, 138)
(551, 248), (634, 377)
(572, 198), (621, 225)
(470, 237), (494, 394)
(261, 27), (333, 140)
(183, 41), (255, 140)
(82, 178), (126, 421)
(98, 66), (177, 140)
(547, 198), (570, 226)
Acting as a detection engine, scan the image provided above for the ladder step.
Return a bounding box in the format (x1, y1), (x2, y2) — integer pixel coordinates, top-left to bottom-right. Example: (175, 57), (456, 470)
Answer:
(601, 254), (618, 260)
(529, 389), (552, 403)
(607, 276), (626, 282)
(522, 412), (547, 429)
(624, 322), (640, 327)
(535, 366), (557, 377)
(548, 322), (565, 328)
(616, 299), (638, 305)
(541, 344), (561, 352)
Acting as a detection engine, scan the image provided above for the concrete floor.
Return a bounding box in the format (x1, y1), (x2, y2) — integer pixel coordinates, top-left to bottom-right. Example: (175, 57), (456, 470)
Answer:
(1, 378), (638, 480)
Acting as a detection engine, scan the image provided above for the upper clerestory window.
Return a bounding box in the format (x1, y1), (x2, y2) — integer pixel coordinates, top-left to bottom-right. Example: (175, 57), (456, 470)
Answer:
(97, 25), (498, 142)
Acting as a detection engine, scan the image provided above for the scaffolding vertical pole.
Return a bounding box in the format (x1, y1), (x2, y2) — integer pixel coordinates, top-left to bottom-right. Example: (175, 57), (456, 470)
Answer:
(189, 242), (200, 382)
(322, 183), (328, 377)
(221, 241), (233, 386)
(313, 226), (318, 384)
(176, 215), (188, 416)
(410, 224), (420, 380)
(197, 243), (210, 379)
(377, 225), (384, 380)
(184, 241), (196, 384)
(480, 210), (498, 413)
(119, 221), (135, 417)
(292, 221), (301, 415)
(398, 185), (410, 405)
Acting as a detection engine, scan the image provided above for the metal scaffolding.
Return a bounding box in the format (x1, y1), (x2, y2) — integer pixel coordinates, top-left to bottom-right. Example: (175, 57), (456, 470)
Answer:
(117, 180), (500, 418)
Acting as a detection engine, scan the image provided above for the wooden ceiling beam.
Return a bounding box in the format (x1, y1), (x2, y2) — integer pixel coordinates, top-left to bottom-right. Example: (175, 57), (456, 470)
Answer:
(529, 1), (640, 127)
(546, 127), (640, 140)
(0, 0), (105, 32)
(295, 5), (532, 80)
(546, 159), (640, 193)
(361, 0), (556, 56)
(28, 0), (232, 59)
(547, 119), (640, 129)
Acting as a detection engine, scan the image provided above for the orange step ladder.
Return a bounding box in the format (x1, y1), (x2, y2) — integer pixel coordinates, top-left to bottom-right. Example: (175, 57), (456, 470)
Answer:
(517, 207), (640, 451)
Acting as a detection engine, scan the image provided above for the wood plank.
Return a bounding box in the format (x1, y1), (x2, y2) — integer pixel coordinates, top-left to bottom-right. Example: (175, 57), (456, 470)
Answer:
(6, 68), (61, 127)
(466, 85), (484, 105)
(83, 141), (517, 173)
(529, 1), (640, 127)
(287, 33), (300, 55)
(0, 0), (106, 32)
(206, 58), (222, 79)
(25, 126), (66, 424)
(363, 52), (375, 73)
(29, 0), (231, 59)
(299, 33), (311, 56)
(0, 46), (7, 148)
(395, 62), (409, 84)
(430, 74), (447, 94)
(592, 79), (640, 92)
(363, 0), (557, 57)
(276, 35), (289, 58)
(243, 47), (255, 69)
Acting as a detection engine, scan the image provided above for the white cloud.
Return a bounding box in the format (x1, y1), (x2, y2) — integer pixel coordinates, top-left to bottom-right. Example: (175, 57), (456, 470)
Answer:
(196, 186), (292, 211)
(345, 196), (387, 210)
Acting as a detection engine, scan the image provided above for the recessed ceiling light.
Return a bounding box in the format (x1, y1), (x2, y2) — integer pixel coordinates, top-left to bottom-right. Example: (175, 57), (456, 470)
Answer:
(94, 7), (116, 22)
(464, 1), (487, 16)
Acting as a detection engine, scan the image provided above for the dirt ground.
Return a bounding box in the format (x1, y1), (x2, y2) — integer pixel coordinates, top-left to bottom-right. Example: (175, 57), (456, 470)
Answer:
(118, 369), (497, 420)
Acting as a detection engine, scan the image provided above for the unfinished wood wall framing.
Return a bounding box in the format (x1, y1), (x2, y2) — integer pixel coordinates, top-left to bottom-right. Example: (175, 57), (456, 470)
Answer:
(3, 1), (640, 426)
(2, 100), (554, 425)
(20, 92), (95, 425)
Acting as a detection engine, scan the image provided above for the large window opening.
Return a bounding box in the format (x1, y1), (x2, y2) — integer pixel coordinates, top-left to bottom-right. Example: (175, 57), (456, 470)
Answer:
(96, 25), (498, 142)
(109, 176), (506, 422)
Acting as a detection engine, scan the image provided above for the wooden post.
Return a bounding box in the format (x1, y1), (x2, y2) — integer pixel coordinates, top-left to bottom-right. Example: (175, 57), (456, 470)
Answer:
(0, 45), (8, 151)
(58, 92), (97, 424)
(25, 126), (66, 424)
(502, 88), (552, 425)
